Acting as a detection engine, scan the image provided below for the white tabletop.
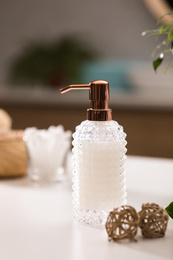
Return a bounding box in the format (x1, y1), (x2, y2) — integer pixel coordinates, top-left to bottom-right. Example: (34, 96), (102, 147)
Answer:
(0, 156), (173, 260)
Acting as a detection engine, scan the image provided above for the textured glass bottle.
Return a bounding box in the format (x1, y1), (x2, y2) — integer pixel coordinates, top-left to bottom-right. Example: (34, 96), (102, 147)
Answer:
(60, 80), (127, 227)
(72, 120), (127, 226)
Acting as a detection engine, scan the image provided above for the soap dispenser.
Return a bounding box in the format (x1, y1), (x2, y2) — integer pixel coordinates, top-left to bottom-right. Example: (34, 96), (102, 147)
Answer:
(60, 80), (127, 226)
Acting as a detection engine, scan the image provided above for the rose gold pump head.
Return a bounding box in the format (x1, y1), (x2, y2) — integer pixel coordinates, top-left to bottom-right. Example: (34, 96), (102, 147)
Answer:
(60, 80), (112, 121)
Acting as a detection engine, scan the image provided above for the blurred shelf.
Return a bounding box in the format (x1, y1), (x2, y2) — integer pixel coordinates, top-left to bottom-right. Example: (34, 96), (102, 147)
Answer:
(0, 86), (173, 111)
(1, 86), (173, 158)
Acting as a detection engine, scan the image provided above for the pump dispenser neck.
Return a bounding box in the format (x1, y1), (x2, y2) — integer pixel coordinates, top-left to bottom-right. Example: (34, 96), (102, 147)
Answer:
(60, 80), (112, 121)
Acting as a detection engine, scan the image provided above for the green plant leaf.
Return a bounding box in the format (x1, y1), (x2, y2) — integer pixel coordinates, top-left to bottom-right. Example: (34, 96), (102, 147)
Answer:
(153, 53), (164, 72)
(159, 24), (170, 33)
(152, 40), (167, 57)
(163, 48), (172, 54)
(164, 62), (173, 74)
(157, 10), (173, 25)
(165, 201), (173, 219)
(167, 28), (173, 41)
(144, 11), (173, 73)
(142, 29), (166, 38)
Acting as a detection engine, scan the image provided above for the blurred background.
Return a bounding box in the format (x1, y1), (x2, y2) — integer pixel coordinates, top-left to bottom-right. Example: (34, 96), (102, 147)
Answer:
(0, 0), (173, 158)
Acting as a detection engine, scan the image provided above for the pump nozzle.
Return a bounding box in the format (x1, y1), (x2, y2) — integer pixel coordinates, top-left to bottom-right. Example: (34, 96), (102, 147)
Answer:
(60, 80), (112, 121)
(60, 84), (90, 94)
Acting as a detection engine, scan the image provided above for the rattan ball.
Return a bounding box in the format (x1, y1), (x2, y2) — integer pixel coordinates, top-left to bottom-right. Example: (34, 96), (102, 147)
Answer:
(105, 205), (139, 241)
(139, 203), (169, 238)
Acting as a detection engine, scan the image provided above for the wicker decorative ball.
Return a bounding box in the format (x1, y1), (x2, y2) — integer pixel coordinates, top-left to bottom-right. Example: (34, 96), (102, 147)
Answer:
(139, 203), (169, 238)
(105, 205), (139, 241)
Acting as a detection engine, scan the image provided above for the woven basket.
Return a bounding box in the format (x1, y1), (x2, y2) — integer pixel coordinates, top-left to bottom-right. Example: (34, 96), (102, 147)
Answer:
(0, 130), (27, 177)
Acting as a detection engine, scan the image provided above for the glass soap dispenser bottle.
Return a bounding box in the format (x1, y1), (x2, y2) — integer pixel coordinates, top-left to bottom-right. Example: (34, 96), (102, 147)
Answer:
(60, 80), (127, 227)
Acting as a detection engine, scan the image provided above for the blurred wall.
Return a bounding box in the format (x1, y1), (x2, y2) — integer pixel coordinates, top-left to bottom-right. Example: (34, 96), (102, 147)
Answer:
(0, 0), (158, 85)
